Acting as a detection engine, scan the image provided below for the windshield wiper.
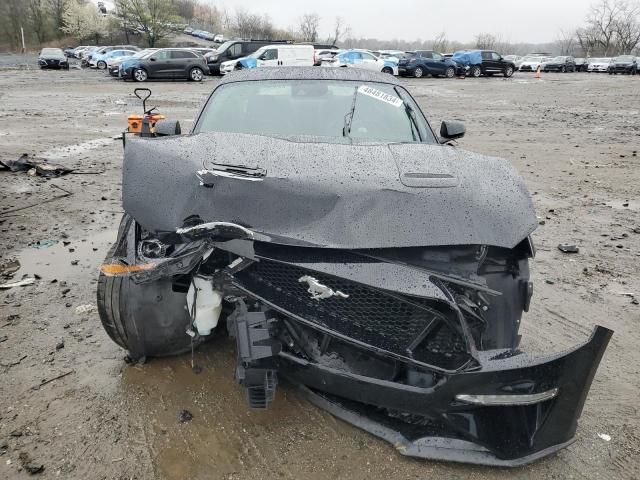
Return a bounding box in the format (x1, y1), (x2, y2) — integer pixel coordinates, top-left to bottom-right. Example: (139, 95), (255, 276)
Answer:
(342, 86), (359, 138)
(394, 87), (420, 142)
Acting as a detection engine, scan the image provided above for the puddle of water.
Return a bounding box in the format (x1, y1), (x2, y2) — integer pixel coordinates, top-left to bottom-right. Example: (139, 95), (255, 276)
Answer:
(16, 229), (116, 281)
(122, 337), (363, 480)
(39, 138), (115, 160)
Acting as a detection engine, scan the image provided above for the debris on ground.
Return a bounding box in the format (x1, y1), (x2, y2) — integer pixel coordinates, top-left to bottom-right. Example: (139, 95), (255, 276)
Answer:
(55, 340), (64, 350)
(597, 433), (612, 442)
(178, 409), (193, 423)
(32, 370), (74, 390)
(558, 243), (580, 253)
(0, 277), (36, 289)
(18, 452), (44, 474)
(75, 304), (96, 315)
(33, 239), (58, 249)
(0, 153), (73, 177)
(0, 258), (20, 277)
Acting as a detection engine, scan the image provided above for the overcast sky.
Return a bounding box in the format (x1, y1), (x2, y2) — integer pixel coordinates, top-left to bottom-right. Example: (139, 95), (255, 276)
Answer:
(214, 0), (592, 43)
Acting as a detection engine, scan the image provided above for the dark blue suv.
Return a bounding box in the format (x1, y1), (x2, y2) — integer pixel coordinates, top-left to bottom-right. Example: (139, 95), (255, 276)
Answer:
(398, 50), (463, 78)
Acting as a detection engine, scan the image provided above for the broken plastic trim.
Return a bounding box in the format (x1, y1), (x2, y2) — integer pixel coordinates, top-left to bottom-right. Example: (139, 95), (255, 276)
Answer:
(176, 222), (255, 240)
(196, 164), (267, 186)
(455, 388), (559, 406)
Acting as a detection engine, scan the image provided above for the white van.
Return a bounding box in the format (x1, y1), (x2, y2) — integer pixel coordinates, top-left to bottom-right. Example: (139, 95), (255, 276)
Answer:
(220, 44), (315, 74)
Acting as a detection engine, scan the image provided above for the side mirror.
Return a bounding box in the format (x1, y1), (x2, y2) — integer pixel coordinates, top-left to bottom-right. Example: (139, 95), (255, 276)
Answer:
(439, 120), (465, 143)
(150, 57), (156, 61)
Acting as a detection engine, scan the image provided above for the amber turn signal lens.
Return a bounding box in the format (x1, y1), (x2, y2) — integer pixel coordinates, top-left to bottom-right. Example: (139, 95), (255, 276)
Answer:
(100, 263), (156, 276)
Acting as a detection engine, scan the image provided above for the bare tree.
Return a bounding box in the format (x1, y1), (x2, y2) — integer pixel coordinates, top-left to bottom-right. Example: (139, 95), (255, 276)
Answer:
(329, 16), (346, 46)
(29, 0), (48, 44)
(432, 31), (448, 52)
(232, 8), (274, 39)
(475, 32), (497, 50)
(556, 29), (577, 55)
(48, 0), (68, 37)
(587, 0), (623, 55)
(576, 25), (600, 55)
(613, 1), (640, 53)
(299, 13), (319, 42)
(192, 3), (221, 32)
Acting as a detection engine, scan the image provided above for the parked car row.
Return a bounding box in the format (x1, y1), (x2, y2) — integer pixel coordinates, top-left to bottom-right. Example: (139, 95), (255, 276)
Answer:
(513, 54), (637, 74)
(44, 42), (640, 81)
(184, 27), (224, 43)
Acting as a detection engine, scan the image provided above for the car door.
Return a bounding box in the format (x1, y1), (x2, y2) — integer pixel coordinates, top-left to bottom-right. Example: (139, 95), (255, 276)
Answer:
(480, 51), (493, 71)
(359, 52), (381, 71)
(147, 50), (171, 77)
(170, 50), (197, 78)
(342, 51), (362, 68)
(428, 52), (447, 74)
(257, 48), (279, 67)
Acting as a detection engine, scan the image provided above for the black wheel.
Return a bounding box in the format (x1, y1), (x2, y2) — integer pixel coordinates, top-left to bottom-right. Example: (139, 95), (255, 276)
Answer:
(97, 60), (106, 69)
(133, 68), (148, 82)
(504, 66), (514, 77)
(189, 67), (204, 81)
(381, 66), (393, 74)
(470, 65), (482, 77)
(97, 215), (200, 359)
(445, 66), (455, 78)
(413, 67), (424, 78)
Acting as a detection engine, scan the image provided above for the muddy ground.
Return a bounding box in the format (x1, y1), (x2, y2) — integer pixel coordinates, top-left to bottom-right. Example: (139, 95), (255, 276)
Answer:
(0, 60), (638, 479)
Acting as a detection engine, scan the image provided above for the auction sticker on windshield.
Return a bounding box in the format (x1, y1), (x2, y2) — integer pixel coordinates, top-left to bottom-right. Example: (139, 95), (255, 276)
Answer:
(357, 85), (403, 107)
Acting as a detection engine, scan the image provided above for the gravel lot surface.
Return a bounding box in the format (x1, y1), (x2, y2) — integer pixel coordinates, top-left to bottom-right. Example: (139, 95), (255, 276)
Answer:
(1, 59), (639, 479)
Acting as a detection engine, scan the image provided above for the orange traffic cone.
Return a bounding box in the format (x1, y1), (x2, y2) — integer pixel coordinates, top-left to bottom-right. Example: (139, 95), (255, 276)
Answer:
(535, 65), (542, 79)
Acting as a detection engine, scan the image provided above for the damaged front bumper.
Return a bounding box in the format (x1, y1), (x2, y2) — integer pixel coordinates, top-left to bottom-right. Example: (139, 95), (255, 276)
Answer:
(279, 327), (611, 466)
(100, 218), (612, 466)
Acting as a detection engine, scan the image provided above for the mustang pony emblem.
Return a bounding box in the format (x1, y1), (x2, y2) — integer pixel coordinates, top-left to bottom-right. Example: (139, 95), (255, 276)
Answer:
(298, 275), (349, 300)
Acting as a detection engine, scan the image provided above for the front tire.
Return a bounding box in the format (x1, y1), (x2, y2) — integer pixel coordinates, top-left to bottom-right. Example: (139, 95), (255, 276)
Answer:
(97, 216), (198, 359)
(561, 66), (566, 73)
(381, 66), (393, 74)
(504, 66), (514, 77)
(189, 67), (204, 81)
(445, 66), (455, 78)
(133, 68), (148, 82)
(470, 65), (482, 77)
(97, 60), (106, 69)
(413, 67), (424, 78)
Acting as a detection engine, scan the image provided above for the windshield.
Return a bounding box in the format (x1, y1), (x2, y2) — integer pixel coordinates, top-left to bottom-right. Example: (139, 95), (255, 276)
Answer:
(216, 41), (235, 53)
(616, 55), (634, 61)
(41, 48), (62, 55)
(135, 49), (156, 59)
(195, 80), (435, 144)
(552, 56), (565, 61)
(248, 47), (267, 59)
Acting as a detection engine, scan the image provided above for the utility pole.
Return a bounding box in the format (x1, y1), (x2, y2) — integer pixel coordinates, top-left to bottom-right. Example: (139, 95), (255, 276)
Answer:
(21, 27), (25, 53)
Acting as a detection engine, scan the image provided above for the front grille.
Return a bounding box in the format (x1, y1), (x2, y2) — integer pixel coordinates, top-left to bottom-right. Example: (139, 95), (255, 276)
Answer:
(234, 259), (469, 370)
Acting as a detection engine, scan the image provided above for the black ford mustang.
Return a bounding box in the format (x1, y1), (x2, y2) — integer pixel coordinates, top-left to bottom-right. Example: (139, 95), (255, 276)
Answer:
(97, 68), (611, 466)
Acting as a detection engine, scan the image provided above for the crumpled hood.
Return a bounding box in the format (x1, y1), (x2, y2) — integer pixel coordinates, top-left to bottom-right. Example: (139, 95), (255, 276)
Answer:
(123, 132), (537, 249)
